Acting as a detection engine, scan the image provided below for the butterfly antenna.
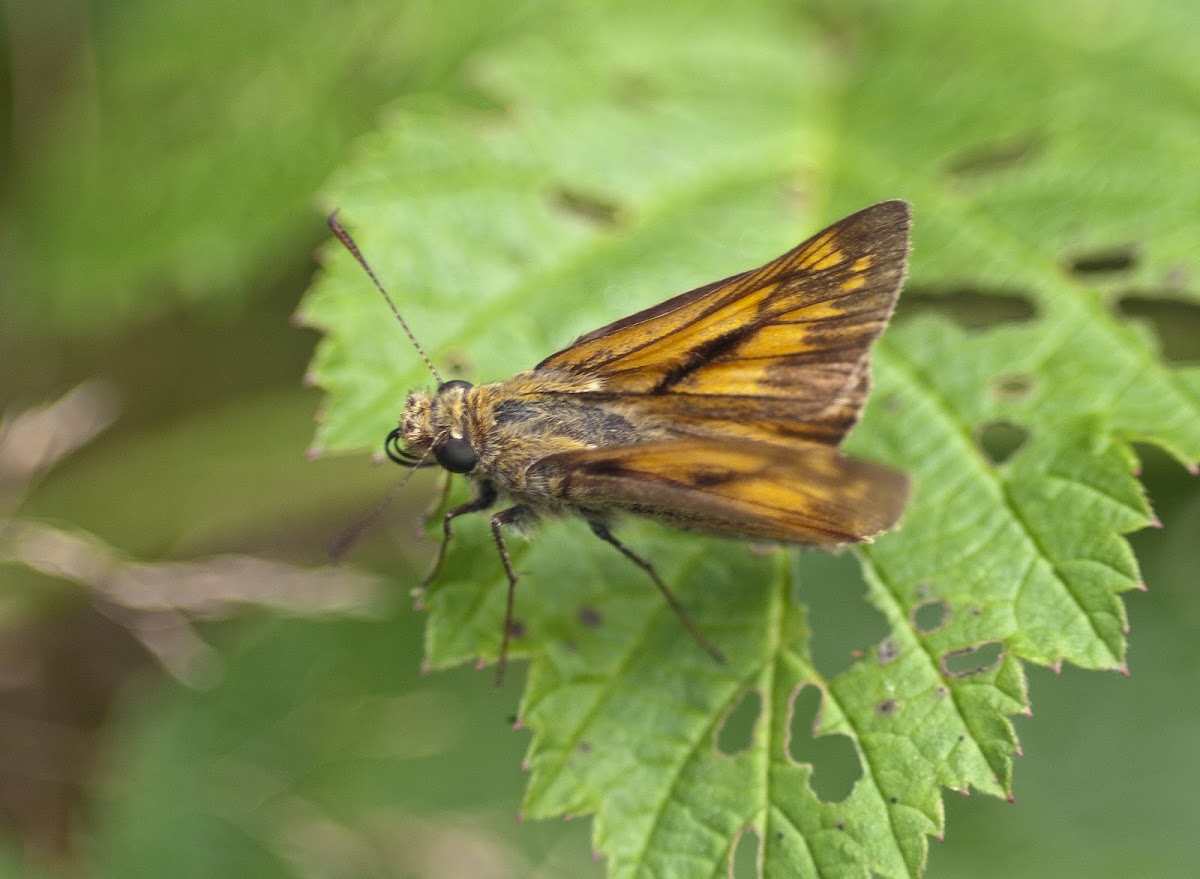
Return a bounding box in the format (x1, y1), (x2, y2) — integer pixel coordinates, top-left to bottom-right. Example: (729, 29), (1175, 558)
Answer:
(328, 451), (431, 561)
(327, 212), (442, 384)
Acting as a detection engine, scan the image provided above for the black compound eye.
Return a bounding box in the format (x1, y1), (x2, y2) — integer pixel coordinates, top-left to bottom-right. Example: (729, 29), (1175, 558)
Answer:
(438, 379), (473, 393)
(435, 436), (478, 473)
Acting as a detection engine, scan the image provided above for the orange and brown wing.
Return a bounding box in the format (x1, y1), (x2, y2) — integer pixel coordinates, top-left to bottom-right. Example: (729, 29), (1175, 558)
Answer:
(536, 200), (911, 446)
(533, 438), (910, 546)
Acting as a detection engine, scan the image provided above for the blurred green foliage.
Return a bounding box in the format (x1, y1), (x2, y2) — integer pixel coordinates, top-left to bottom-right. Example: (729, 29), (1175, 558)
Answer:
(3, 0), (525, 330)
(2, 0), (1199, 877)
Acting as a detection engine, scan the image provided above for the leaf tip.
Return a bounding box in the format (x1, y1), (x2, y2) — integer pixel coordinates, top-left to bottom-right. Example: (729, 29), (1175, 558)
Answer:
(1118, 664), (1130, 678)
(304, 446), (322, 460)
(1136, 581), (1148, 592)
(1015, 745), (1024, 757)
(1006, 793), (1016, 805)
(1149, 515), (1163, 529)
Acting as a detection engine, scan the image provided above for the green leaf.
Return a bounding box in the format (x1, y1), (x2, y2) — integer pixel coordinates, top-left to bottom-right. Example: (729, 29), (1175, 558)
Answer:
(300, 1), (1200, 876)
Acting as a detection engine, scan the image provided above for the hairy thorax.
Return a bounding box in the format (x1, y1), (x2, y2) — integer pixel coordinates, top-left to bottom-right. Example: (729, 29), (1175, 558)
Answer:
(398, 370), (668, 512)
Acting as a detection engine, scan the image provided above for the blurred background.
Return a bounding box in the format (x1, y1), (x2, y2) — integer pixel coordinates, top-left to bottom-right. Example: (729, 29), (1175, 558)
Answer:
(2, 1), (1198, 877)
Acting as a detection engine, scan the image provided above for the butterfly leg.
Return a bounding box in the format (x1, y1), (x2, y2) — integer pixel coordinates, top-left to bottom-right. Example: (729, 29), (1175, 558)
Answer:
(489, 504), (531, 687)
(421, 468), (456, 530)
(586, 520), (726, 664)
(421, 480), (498, 591)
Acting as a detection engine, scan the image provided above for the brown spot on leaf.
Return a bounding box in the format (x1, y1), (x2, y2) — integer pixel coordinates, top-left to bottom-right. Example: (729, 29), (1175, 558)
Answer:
(553, 187), (622, 227)
(945, 134), (1042, 176)
(577, 606), (602, 629)
(877, 639), (900, 665)
(991, 372), (1035, 400)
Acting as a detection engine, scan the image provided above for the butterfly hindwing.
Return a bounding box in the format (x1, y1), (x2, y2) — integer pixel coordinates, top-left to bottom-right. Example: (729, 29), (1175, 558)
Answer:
(533, 437), (910, 545)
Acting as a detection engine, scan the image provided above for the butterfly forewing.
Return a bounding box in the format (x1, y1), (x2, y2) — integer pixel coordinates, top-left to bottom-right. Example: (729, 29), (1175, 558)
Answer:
(536, 200), (911, 448)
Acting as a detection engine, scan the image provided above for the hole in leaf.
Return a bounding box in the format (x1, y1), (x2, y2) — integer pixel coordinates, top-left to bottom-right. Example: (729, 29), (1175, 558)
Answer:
(990, 371), (1035, 400)
(728, 825), (761, 879)
(912, 598), (950, 634)
(1117, 296), (1200, 364)
(945, 134), (1041, 176)
(792, 552), (888, 678)
(1067, 244), (1139, 276)
(941, 641), (1005, 678)
(716, 688), (762, 756)
(975, 420), (1029, 465)
(552, 186), (622, 227)
(897, 287), (1036, 329)
(787, 685), (861, 803)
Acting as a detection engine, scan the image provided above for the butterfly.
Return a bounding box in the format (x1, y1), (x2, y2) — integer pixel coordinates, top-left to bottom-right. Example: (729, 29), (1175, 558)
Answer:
(329, 200), (912, 680)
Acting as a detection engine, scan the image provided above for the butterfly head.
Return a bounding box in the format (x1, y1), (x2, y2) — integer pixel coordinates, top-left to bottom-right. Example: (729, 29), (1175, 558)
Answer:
(386, 379), (479, 474)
